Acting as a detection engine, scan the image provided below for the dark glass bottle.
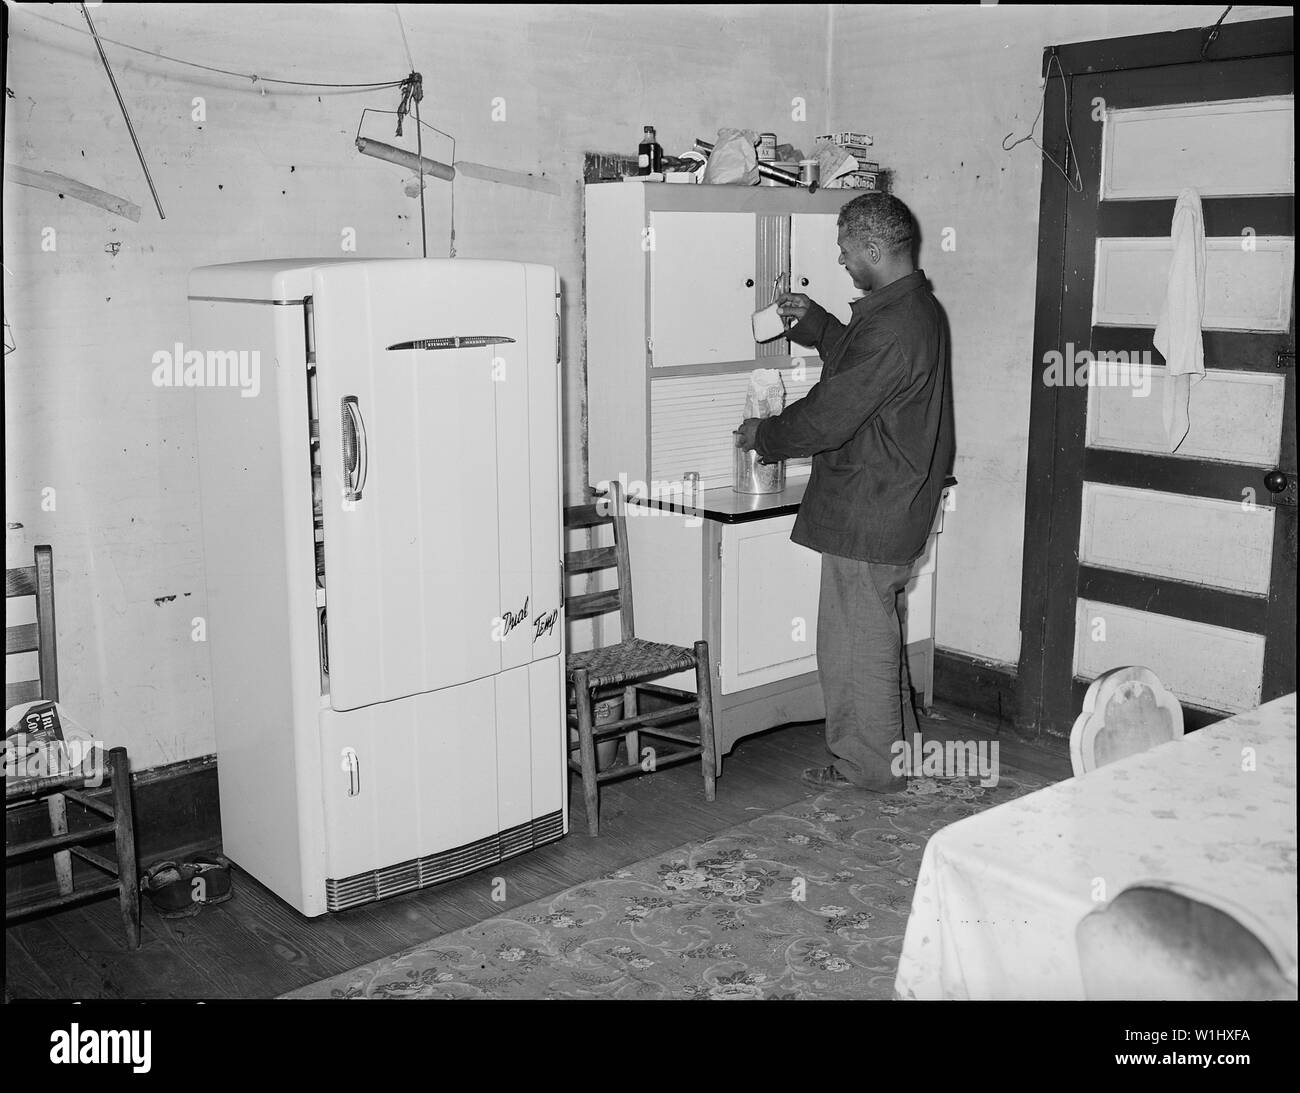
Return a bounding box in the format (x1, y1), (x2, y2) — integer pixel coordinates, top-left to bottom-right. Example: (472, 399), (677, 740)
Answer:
(638, 125), (662, 176)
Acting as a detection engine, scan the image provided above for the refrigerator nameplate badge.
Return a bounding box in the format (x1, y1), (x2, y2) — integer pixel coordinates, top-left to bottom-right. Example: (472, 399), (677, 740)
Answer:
(387, 336), (516, 351)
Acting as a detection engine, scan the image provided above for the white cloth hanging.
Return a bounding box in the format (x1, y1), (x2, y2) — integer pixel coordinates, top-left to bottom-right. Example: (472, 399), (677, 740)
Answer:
(1152, 187), (1206, 453)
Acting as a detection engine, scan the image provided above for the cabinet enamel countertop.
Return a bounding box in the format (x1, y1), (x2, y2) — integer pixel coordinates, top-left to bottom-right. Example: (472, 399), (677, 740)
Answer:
(628, 479), (808, 523)
(627, 475), (956, 524)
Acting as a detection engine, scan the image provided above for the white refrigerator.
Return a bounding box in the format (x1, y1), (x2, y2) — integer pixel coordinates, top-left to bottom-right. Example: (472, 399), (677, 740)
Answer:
(189, 258), (566, 917)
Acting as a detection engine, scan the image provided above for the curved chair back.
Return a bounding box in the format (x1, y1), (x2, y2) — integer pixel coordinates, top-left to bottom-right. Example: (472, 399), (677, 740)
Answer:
(1069, 665), (1183, 776)
(1077, 884), (1297, 1000)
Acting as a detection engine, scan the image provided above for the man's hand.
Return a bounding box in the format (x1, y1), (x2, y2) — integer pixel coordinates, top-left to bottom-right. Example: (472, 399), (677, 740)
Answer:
(734, 418), (761, 452)
(775, 292), (813, 326)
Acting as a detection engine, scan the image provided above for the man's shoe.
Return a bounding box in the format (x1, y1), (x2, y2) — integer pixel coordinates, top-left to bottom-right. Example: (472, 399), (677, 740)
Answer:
(801, 765), (855, 789)
(184, 853), (233, 906)
(142, 860), (201, 919)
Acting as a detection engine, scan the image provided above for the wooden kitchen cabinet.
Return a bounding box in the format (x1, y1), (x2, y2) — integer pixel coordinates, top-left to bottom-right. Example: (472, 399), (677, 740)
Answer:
(585, 181), (859, 492)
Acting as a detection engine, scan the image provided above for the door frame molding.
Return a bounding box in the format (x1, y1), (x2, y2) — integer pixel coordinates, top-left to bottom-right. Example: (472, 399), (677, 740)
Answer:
(1016, 16), (1295, 736)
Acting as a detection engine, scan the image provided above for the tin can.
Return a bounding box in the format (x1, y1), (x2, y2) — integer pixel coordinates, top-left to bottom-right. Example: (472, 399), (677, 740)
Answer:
(799, 159), (819, 186)
(757, 133), (777, 161)
(734, 447), (786, 494)
(683, 471), (700, 503)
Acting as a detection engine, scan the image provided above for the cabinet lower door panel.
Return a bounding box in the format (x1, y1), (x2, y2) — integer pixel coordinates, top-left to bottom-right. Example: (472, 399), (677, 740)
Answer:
(721, 518), (822, 693)
(904, 574), (933, 643)
(720, 518), (940, 694)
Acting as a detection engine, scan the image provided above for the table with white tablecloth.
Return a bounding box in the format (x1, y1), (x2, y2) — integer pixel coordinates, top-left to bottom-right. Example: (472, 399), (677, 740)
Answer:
(894, 693), (1297, 1000)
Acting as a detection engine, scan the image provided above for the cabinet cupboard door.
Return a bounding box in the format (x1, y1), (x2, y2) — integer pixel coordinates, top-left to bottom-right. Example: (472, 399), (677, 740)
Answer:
(650, 212), (756, 367)
(903, 574), (933, 643)
(720, 517), (821, 693)
(719, 515), (940, 694)
(790, 214), (856, 355)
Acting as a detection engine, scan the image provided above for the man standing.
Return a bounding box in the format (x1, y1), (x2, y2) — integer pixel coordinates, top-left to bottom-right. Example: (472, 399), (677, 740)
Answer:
(734, 192), (954, 792)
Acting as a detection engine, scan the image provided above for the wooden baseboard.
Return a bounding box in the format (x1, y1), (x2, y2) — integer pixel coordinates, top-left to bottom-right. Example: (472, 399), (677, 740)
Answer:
(934, 649), (1238, 745)
(934, 648), (1019, 726)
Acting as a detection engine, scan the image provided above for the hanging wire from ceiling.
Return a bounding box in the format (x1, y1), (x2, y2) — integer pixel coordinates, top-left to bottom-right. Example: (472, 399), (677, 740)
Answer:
(1002, 49), (1084, 195)
(79, 3), (165, 219)
(21, 4), (456, 257)
(404, 74), (428, 259)
(391, 3), (456, 258)
(355, 82), (457, 261)
(1201, 5), (1234, 60)
(393, 3), (418, 77)
(15, 5), (406, 90)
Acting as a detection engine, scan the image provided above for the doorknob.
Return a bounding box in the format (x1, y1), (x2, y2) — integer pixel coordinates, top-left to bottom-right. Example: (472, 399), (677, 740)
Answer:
(745, 278), (755, 288)
(1264, 469), (1289, 493)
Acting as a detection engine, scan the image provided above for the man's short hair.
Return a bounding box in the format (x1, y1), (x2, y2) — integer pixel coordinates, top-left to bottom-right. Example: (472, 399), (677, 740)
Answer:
(837, 193), (915, 257)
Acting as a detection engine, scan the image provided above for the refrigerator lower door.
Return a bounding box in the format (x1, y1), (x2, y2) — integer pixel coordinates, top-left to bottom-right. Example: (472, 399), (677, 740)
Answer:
(319, 675), (498, 904)
(317, 660), (565, 914)
(496, 654), (566, 839)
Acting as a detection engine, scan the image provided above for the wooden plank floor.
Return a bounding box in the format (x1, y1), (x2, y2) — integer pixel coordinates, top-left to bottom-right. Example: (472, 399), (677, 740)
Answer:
(4, 703), (1070, 999)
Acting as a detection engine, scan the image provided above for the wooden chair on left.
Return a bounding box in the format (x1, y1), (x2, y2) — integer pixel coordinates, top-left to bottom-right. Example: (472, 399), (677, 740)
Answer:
(6, 545), (141, 948)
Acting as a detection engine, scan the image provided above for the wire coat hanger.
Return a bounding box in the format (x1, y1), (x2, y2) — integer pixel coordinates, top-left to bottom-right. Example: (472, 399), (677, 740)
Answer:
(1003, 49), (1084, 195)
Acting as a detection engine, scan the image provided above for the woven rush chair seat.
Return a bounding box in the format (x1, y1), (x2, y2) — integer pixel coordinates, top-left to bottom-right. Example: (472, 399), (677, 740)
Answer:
(566, 638), (698, 689)
(564, 481), (717, 835)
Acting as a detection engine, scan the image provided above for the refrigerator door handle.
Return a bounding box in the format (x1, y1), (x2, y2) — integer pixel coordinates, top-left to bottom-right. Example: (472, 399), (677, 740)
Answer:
(341, 396), (368, 501)
(341, 746), (360, 796)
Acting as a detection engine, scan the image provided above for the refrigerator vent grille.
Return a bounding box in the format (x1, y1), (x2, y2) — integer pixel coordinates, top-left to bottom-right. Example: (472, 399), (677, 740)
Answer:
(325, 810), (566, 912)
(529, 809), (565, 846)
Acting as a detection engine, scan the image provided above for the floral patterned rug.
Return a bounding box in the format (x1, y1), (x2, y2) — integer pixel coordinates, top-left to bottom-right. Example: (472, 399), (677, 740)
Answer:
(283, 770), (1046, 1000)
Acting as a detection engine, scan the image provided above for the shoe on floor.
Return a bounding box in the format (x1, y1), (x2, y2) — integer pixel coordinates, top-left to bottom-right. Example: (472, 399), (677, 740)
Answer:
(801, 765), (856, 789)
(142, 860), (201, 919)
(184, 853), (233, 906)
(802, 765), (911, 793)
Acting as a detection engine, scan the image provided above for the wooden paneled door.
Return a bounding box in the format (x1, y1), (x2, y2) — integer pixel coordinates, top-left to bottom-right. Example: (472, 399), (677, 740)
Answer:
(1019, 17), (1295, 736)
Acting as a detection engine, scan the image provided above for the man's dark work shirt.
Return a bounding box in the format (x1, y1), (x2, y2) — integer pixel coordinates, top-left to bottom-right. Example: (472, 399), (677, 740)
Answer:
(754, 269), (954, 566)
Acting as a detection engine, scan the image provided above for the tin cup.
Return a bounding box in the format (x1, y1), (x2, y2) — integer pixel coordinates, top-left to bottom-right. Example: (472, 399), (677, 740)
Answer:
(751, 303), (786, 342)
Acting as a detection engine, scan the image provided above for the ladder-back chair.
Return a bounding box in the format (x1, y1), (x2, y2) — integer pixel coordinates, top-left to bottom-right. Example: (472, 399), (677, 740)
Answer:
(6, 545), (141, 947)
(564, 482), (716, 835)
